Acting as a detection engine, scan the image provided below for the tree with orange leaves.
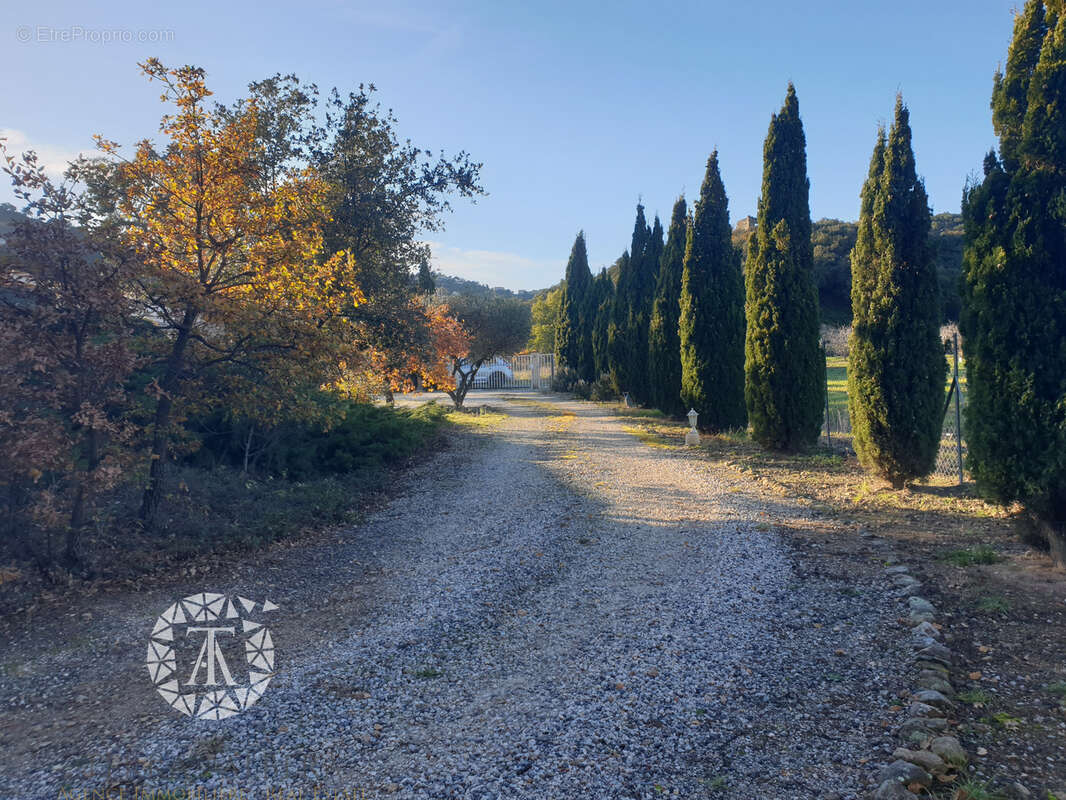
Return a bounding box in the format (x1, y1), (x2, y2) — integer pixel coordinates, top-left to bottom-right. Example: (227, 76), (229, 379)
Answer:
(359, 300), (470, 402)
(96, 60), (363, 524)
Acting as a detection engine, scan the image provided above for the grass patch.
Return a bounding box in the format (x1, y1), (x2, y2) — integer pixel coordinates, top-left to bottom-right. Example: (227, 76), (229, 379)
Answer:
(447, 409), (507, 430)
(621, 424), (676, 449)
(824, 354), (966, 424)
(804, 451), (845, 468)
(983, 711), (1022, 730)
(716, 428), (750, 444)
(956, 688), (993, 705)
(950, 780), (1007, 800)
(613, 406), (666, 419)
(504, 397), (573, 416)
(701, 776), (727, 792)
(825, 356), (848, 415)
(1045, 680), (1066, 698)
(940, 546), (1000, 567)
(975, 595), (1011, 614)
(412, 667), (443, 679)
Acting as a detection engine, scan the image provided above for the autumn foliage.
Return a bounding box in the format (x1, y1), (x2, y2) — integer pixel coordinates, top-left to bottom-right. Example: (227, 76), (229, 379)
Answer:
(0, 149), (138, 566)
(0, 60), (479, 569)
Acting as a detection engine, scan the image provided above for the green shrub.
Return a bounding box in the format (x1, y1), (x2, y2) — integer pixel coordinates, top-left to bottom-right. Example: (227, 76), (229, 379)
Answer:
(188, 399), (449, 480)
(588, 373), (618, 402)
(940, 546), (1000, 566)
(552, 367), (589, 398)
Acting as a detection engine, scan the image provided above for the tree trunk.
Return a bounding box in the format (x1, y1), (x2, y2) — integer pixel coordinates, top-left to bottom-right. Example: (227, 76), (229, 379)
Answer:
(139, 307), (197, 526)
(65, 483), (86, 568)
(242, 425), (255, 475)
(448, 363), (481, 409)
(1050, 528), (1066, 570)
(1022, 513), (1066, 570)
(139, 393), (174, 524)
(65, 427), (99, 567)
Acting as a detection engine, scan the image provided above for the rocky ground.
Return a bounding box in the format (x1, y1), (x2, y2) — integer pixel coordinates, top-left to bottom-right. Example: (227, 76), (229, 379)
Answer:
(0, 393), (912, 799)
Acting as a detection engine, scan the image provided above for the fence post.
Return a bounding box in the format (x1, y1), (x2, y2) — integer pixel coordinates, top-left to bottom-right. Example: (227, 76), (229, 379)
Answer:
(822, 343), (831, 448)
(953, 333), (963, 485)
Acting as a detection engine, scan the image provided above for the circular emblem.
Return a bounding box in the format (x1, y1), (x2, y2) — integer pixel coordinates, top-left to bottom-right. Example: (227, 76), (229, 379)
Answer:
(146, 592), (278, 720)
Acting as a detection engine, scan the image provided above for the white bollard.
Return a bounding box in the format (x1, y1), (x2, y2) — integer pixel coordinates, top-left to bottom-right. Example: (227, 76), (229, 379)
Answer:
(685, 408), (701, 445)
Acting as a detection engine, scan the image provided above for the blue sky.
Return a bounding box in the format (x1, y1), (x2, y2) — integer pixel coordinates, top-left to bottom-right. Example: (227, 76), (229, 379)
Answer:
(2, 1), (1015, 290)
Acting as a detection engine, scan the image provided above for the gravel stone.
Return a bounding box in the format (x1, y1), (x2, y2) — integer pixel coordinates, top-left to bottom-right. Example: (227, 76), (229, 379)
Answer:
(873, 779), (915, 799)
(878, 759), (932, 787)
(898, 716), (949, 741)
(911, 621), (940, 640)
(912, 689), (955, 709)
(892, 747), (949, 775)
(915, 643), (953, 666)
(929, 736), (968, 767)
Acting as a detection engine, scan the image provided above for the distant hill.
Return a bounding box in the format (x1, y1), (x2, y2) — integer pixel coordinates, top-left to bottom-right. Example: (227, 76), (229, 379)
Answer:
(0, 203), (26, 238)
(432, 272), (539, 301)
(732, 213), (964, 324)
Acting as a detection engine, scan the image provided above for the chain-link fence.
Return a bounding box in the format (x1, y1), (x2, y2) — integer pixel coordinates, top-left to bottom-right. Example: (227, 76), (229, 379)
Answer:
(823, 335), (966, 483)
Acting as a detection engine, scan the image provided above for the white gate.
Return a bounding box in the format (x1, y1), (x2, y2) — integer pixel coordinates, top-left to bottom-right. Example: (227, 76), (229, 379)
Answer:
(471, 353), (555, 391)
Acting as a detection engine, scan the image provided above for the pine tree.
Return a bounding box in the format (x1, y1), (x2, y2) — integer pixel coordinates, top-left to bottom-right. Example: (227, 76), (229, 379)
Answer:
(744, 84), (825, 450)
(648, 196), (687, 416)
(555, 231), (595, 381)
(608, 206), (649, 396)
(679, 154), (747, 429)
(591, 267), (614, 378)
(848, 98), (946, 487)
(627, 215), (663, 405)
(961, 0), (1066, 565)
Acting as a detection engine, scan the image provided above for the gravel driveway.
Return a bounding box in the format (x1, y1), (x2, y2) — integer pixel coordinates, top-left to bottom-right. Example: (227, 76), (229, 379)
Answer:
(0, 393), (906, 799)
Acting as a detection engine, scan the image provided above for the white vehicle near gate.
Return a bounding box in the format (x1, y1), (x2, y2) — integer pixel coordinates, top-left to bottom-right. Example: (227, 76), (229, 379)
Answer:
(455, 357), (514, 388)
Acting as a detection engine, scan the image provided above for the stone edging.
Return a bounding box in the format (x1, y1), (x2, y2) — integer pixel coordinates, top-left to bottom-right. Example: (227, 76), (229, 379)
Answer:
(871, 561), (970, 799)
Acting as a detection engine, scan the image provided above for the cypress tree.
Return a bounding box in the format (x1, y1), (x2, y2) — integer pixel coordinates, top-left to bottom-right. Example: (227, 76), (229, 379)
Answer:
(961, 0), (1066, 565)
(848, 98), (946, 487)
(555, 231), (594, 380)
(649, 196), (688, 416)
(608, 206), (649, 396)
(744, 84), (825, 449)
(627, 215), (663, 405)
(679, 153), (747, 429)
(591, 267), (614, 378)
(606, 250), (629, 392)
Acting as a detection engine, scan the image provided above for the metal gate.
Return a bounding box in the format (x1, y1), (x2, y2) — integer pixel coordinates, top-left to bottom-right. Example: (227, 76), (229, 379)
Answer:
(470, 353), (555, 391)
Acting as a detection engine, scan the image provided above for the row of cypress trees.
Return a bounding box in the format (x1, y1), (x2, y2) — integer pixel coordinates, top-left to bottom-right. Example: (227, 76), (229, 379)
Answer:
(559, 1), (1066, 559)
(554, 84), (947, 483)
